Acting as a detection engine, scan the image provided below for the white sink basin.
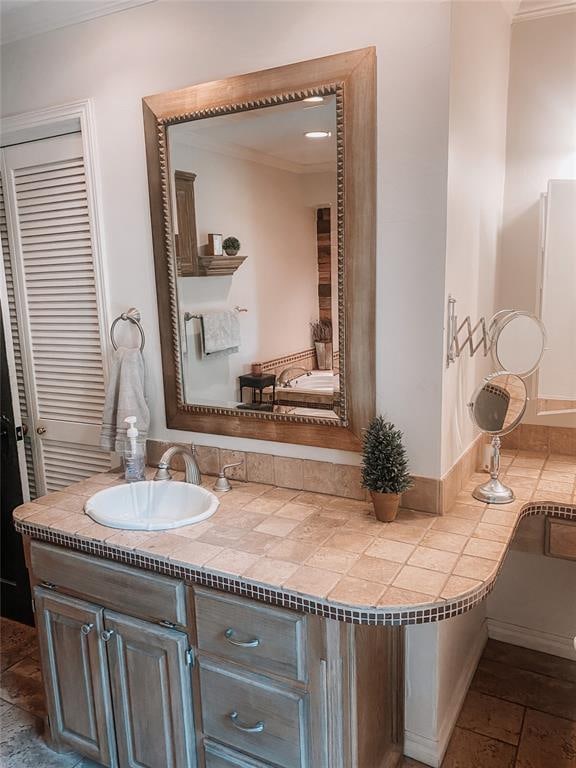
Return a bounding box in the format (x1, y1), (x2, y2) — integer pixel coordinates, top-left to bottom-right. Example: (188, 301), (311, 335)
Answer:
(84, 481), (220, 531)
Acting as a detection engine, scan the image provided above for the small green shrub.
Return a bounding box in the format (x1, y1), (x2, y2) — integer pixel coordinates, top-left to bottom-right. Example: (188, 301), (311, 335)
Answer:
(361, 416), (413, 494)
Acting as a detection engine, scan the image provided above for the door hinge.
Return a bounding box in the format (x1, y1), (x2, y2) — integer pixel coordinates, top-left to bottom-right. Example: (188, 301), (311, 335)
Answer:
(15, 425), (23, 442)
(185, 648), (194, 667)
(31, 598), (35, 613)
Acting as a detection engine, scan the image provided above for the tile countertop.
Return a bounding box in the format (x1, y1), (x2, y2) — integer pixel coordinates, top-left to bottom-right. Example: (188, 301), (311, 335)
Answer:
(12, 450), (576, 626)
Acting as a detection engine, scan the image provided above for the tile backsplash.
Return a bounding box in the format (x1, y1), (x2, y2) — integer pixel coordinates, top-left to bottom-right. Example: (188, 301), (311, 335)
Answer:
(146, 440), (365, 500)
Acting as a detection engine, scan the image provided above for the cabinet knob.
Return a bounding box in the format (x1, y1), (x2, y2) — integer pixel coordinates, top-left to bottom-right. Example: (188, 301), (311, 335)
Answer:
(224, 628), (260, 648)
(80, 623), (94, 636)
(229, 711), (265, 734)
(36, 426), (47, 435)
(100, 629), (115, 642)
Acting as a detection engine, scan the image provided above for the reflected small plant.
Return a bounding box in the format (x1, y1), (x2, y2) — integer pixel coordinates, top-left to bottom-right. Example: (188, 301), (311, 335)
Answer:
(310, 320), (332, 343)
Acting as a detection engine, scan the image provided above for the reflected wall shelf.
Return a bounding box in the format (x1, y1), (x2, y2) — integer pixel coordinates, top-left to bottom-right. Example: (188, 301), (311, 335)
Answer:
(197, 254), (247, 277)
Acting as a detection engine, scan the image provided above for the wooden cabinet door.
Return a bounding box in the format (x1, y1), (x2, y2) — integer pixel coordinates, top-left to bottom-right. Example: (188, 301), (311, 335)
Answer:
(104, 610), (197, 768)
(34, 587), (117, 766)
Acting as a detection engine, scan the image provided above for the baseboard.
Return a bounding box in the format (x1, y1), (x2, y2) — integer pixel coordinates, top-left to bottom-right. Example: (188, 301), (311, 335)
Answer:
(487, 618), (576, 661)
(403, 623), (487, 768)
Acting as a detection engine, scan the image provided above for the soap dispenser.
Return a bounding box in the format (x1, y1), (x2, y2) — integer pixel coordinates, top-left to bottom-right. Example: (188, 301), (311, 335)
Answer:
(123, 416), (146, 482)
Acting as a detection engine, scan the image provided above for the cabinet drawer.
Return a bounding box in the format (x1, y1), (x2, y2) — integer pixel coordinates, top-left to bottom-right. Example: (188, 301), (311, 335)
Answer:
(200, 661), (307, 768)
(30, 541), (187, 626)
(195, 587), (306, 681)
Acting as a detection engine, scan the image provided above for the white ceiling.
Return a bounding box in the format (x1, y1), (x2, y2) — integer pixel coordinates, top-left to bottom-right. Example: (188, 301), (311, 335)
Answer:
(515, 0), (576, 20)
(0, 0), (157, 45)
(169, 96), (337, 174)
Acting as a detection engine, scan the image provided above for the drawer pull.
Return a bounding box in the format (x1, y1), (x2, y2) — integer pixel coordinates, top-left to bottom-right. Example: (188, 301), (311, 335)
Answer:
(224, 628), (260, 648)
(80, 623), (94, 636)
(229, 711), (265, 734)
(101, 629), (115, 642)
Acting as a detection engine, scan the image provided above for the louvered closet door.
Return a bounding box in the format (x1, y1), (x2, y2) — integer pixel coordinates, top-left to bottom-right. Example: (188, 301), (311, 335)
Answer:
(1, 134), (110, 495)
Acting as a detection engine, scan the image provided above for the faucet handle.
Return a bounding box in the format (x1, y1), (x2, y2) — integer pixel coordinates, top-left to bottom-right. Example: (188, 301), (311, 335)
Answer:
(213, 462), (242, 492)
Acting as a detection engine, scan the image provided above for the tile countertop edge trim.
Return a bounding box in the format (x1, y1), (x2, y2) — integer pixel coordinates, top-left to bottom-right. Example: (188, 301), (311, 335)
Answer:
(13, 501), (575, 627)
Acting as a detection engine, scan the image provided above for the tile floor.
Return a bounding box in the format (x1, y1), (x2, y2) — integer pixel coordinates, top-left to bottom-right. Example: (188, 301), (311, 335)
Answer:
(1, 616), (575, 767)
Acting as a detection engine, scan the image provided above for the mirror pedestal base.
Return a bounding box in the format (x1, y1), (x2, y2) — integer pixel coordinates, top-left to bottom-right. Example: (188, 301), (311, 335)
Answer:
(473, 477), (515, 505)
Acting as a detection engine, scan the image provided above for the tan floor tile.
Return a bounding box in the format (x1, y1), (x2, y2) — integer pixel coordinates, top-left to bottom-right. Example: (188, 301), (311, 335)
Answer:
(531, 490), (573, 504)
(348, 555), (401, 585)
(364, 538), (415, 563)
(253, 516), (301, 536)
(266, 539), (318, 564)
(457, 690), (524, 745)
(453, 555), (497, 580)
(205, 549), (260, 576)
(441, 726), (515, 768)
(463, 538), (506, 560)
(294, 491), (335, 507)
(392, 565), (448, 597)
(220, 510), (268, 530)
(454, 492), (487, 507)
(325, 530), (373, 554)
(432, 516), (477, 535)
(472, 659), (576, 721)
(283, 566), (340, 598)
(243, 557), (299, 584)
(537, 479), (574, 493)
(173, 520), (214, 539)
(516, 709), (576, 768)
(104, 530), (158, 549)
(377, 522), (426, 545)
(407, 546), (458, 573)
(306, 546), (359, 573)
(274, 502), (316, 521)
(441, 575), (482, 599)
(1, 619), (38, 672)
(0, 655), (46, 718)
(420, 530), (468, 553)
(327, 576), (386, 607)
(483, 640), (576, 683)
(379, 586), (431, 607)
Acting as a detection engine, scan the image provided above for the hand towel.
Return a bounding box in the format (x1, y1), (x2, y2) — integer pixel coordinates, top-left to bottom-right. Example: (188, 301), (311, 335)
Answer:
(200, 310), (241, 355)
(100, 347), (150, 453)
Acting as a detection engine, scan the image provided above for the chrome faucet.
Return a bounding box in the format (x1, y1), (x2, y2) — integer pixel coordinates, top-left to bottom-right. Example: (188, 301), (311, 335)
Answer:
(278, 366), (312, 387)
(154, 445), (201, 485)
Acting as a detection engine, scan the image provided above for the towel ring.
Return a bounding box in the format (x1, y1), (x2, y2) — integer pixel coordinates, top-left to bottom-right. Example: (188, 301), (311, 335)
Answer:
(110, 308), (145, 352)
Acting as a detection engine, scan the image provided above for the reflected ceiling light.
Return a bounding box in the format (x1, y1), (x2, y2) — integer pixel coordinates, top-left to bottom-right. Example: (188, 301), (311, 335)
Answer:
(304, 131), (331, 139)
(303, 96), (324, 103)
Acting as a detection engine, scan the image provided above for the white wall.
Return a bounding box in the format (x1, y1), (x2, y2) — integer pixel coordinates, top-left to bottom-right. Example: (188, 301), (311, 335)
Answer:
(498, 11), (576, 428)
(441, 0), (511, 475)
(0, 0), (452, 474)
(170, 140), (321, 403)
(487, 550), (576, 660)
(405, 604), (487, 767)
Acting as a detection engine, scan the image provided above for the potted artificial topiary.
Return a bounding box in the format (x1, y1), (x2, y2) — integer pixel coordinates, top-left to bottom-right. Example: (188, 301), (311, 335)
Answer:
(361, 416), (413, 522)
(223, 236), (241, 256)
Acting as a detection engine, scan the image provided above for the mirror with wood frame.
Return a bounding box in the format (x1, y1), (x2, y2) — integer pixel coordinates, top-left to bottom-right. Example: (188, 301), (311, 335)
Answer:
(142, 48), (376, 450)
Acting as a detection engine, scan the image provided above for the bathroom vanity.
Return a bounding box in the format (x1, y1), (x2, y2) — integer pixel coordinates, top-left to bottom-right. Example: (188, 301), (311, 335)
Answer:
(24, 538), (402, 768)
(13, 467), (576, 768)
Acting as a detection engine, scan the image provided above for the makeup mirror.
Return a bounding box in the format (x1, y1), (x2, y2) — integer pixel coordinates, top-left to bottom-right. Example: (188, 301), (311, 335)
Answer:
(468, 372), (528, 503)
(490, 310), (546, 377)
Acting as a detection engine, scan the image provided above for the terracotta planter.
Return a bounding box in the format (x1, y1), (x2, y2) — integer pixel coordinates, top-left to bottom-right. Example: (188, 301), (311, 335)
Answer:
(224, 247), (239, 256)
(370, 491), (401, 522)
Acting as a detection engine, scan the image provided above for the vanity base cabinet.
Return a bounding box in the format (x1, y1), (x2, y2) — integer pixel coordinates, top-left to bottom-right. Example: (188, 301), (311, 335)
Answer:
(33, 583), (197, 768)
(34, 588), (117, 767)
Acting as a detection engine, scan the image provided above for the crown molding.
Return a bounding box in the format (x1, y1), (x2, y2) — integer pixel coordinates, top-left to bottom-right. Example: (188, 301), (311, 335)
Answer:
(1, 0), (157, 46)
(513, 1), (576, 22)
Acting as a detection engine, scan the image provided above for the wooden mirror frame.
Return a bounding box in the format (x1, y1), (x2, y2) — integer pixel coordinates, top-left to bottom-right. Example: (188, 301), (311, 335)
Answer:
(143, 47), (376, 451)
